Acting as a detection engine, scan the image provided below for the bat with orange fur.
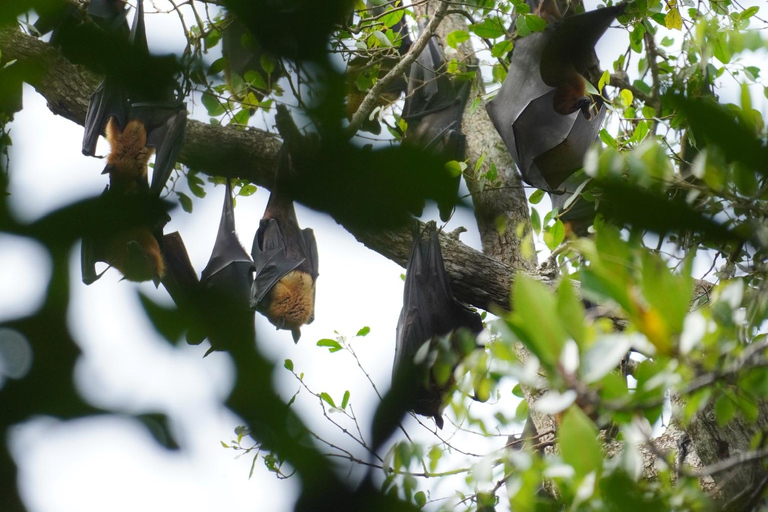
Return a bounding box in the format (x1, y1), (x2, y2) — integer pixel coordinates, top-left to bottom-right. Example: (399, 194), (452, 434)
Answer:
(486, 2), (625, 191)
(80, 0), (184, 285)
(250, 148), (318, 343)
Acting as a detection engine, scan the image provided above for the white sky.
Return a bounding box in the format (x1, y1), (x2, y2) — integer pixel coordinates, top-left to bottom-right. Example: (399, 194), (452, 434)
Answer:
(1, 0), (766, 511)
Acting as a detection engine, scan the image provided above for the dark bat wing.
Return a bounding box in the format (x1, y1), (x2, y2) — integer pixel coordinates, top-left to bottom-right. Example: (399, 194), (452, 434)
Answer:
(129, 0), (149, 54)
(200, 180), (254, 309)
(129, 101), (187, 196)
(82, 80), (128, 156)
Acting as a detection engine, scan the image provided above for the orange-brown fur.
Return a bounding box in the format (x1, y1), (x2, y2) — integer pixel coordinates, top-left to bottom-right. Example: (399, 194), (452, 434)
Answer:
(106, 118), (154, 194)
(99, 227), (165, 282)
(552, 68), (595, 118)
(264, 270), (315, 330)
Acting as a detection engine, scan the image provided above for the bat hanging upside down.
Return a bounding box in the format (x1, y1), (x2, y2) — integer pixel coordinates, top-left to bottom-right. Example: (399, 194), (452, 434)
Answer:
(250, 148), (318, 343)
(80, 0), (186, 285)
(392, 221), (482, 429)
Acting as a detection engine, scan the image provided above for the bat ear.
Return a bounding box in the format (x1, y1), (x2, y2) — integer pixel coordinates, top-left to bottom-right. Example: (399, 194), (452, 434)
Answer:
(434, 415), (444, 430)
(152, 274), (162, 288)
(291, 328), (301, 344)
(203, 346), (215, 358)
(102, 164), (115, 175)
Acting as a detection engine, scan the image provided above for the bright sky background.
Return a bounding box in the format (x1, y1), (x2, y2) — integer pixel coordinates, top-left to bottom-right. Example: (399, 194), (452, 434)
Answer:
(1, 1), (766, 511)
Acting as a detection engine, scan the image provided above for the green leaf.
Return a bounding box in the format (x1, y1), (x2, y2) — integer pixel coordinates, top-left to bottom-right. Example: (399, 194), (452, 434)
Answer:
(428, 445), (442, 472)
(341, 390), (350, 409)
(372, 30), (393, 47)
(201, 92), (225, 116)
(620, 88), (634, 107)
(529, 188), (545, 204)
(317, 338), (343, 353)
(713, 32), (731, 64)
(508, 274), (569, 370)
(530, 207), (541, 234)
(445, 160), (465, 177)
(320, 392), (336, 408)
(356, 326), (371, 337)
(244, 70), (268, 91)
(232, 108), (250, 126)
(446, 30), (470, 49)
(208, 57), (227, 75)
(557, 278), (586, 348)
(598, 69), (610, 92)
(260, 53), (275, 75)
(220, 441), (229, 449)
(599, 129), (618, 149)
(491, 40), (514, 58)
(188, 172), (207, 198)
(205, 28), (221, 50)
(238, 184), (258, 197)
(414, 491), (426, 508)
(742, 6), (759, 19)
(544, 219), (565, 250)
(559, 407), (602, 479)
(524, 14), (547, 32)
(714, 393), (737, 426)
(470, 16), (505, 39)
(284, 359), (294, 371)
(177, 192), (193, 213)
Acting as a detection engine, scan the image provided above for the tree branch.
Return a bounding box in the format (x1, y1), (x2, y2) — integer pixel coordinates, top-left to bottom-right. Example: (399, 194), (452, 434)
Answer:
(0, 24), (525, 312)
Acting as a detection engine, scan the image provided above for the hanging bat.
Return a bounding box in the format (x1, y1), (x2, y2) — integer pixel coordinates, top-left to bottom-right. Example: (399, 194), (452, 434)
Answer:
(200, 179), (255, 310)
(401, 28), (471, 221)
(392, 221), (482, 429)
(486, 3), (625, 192)
(82, 0), (187, 197)
(250, 148), (318, 343)
(80, 0), (185, 285)
(81, 187), (170, 285)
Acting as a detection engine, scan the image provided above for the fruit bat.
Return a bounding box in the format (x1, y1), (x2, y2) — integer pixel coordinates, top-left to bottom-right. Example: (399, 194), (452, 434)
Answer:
(486, 3), (625, 192)
(82, 0), (187, 197)
(81, 187), (170, 285)
(392, 222), (482, 429)
(250, 148), (318, 343)
(87, 0), (130, 35)
(200, 180), (255, 310)
(80, 0), (185, 285)
(401, 29), (471, 221)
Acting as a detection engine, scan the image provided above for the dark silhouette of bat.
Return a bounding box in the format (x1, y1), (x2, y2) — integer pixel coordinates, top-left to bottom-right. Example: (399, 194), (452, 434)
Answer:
(486, 3), (625, 192)
(392, 221), (482, 429)
(200, 179), (255, 310)
(250, 148), (318, 343)
(80, 0), (185, 285)
(401, 28), (471, 221)
(82, 0), (187, 197)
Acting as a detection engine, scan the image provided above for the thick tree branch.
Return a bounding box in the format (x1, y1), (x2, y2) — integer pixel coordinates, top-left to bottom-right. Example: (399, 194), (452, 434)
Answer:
(0, 24), (525, 312)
